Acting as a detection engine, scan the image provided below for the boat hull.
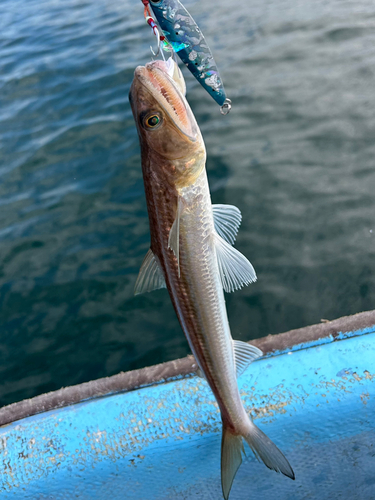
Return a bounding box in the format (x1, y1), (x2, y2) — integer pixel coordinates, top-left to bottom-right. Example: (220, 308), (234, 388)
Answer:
(1, 311), (375, 499)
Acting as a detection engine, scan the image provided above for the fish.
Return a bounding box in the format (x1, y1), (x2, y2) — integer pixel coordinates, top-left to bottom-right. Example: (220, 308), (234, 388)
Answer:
(129, 57), (294, 499)
(146, 0), (231, 112)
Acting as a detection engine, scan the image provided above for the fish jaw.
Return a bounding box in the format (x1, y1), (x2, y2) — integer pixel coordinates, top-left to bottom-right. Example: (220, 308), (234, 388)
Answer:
(129, 60), (206, 187)
(151, 57), (187, 97)
(131, 60), (198, 142)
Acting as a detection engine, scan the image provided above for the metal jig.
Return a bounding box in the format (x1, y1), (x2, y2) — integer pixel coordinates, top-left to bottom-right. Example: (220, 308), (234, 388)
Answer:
(148, 0), (230, 111)
(140, 0), (231, 113)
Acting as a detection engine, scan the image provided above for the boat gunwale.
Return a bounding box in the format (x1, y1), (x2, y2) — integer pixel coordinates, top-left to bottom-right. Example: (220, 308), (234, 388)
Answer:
(1, 309), (375, 428)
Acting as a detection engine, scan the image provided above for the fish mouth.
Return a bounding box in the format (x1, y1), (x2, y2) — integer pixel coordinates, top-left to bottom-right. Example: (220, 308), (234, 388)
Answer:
(150, 58), (187, 96)
(134, 59), (197, 141)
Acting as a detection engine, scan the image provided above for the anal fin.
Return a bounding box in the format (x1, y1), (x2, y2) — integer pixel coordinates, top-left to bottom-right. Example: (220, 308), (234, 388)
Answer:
(233, 340), (263, 378)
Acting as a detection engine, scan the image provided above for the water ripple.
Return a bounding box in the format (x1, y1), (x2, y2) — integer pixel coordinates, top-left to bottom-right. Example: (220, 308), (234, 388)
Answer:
(1, 0), (375, 406)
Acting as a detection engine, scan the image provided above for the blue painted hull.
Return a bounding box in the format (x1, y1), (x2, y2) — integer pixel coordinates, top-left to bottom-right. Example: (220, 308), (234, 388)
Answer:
(1, 314), (375, 499)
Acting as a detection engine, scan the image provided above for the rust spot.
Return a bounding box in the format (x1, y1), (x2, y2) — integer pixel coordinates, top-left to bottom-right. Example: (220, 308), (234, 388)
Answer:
(364, 370), (374, 380)
(360, 392), (370, 405)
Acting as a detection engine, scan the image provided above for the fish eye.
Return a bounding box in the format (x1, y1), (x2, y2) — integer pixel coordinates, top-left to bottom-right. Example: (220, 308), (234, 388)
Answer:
(150, 0), (162, 3)
(142, 113), (163, 130)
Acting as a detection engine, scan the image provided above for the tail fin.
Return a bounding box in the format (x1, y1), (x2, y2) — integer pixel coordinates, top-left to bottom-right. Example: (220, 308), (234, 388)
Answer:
(221, 421), (294, 500)
(244, 421), (295, 480)
(221, 425), (244, 500)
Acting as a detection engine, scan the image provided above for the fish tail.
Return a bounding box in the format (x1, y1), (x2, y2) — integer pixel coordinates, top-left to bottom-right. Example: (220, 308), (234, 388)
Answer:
(221, 423), (244, 500)
(221, 419), (295, 499)
(244, 420), (295, 480)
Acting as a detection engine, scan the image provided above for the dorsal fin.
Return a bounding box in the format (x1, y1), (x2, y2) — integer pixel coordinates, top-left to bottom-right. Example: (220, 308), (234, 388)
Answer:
(212, 204), (242, 245)
(134, 248), (166, 295)
(168, 197), (182, 277)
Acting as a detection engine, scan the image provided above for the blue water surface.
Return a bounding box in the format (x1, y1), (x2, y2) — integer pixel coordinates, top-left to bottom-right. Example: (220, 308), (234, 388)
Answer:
(0, 0), (374, 406)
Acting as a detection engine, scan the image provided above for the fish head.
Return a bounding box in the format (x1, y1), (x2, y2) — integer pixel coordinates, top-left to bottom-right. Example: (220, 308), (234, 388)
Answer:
(129, 58), (206, 186)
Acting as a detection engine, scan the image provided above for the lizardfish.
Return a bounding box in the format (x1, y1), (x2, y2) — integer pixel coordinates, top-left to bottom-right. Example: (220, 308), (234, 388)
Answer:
(129, 57), (294, 499)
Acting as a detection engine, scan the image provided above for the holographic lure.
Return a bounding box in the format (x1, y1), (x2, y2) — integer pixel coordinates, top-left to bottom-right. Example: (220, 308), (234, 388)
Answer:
(142, 0), (231, 114)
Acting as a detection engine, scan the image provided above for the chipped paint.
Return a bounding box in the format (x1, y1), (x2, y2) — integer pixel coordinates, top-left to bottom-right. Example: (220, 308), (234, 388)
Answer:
(267, 324), (375, 358)
(0, 331), (375, 498)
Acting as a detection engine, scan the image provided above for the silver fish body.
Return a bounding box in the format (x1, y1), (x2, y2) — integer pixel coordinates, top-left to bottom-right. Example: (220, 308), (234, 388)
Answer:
(170, 170), (245, 424)
(129, 58), (294, 499)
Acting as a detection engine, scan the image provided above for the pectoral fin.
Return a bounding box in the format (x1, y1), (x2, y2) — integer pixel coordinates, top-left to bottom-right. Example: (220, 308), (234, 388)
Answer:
(213, 233), (257, 293)
(212, 204), (242, 245)
(233, 340), (262, 378)
(134, 248), (166, 295)
(168, 197), (182, 277)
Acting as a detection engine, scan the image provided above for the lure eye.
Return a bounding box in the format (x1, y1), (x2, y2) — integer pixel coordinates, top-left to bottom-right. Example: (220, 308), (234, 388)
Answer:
(142, 113), (163, 130)
(150, 0), (162, 3)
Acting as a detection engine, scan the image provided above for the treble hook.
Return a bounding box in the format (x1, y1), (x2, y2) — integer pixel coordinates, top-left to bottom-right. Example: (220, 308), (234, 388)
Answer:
(150, 28), (161, 57)
(146, 16), (165, 59)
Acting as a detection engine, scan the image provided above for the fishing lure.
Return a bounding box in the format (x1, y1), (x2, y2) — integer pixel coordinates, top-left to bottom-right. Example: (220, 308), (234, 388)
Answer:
(142, 0), (231, 114)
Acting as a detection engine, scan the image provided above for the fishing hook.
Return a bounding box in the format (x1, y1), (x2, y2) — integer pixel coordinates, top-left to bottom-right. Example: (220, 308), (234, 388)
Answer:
(146, 16), (165, 59)
(150, 28), (161, 57)
(142, 1), (170, 60)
